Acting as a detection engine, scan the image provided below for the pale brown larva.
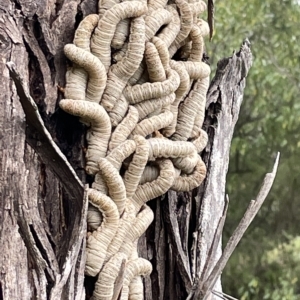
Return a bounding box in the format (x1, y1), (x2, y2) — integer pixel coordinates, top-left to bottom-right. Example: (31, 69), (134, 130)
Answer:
(189, 1), (207, 22)
(124, 68), (180, 104)
(111, 18), (130, 50)
(169, 0), (193, 57)
(73, 14), (99, 51)
(85, 189), (119, 277)
(128, 276), (144, 300)
(151, 36), (170, 70)
(64, 14), (99, 101)
(178, 61), (211, 79)
(157, 4), (181, 47)
(188, 24), (204, 62)
(109, 106), (139, 150)
(91, 1), (147, 71)
(139, 164), (160, 185)
(64, 67), (87, 101)
(98, 0), (120, 18)
(123, 136), (149, 198)
(148, 138), (196, 159)
(92, 252), (127, 300)
(108, 94), (130, 127)
(191, 129), (208, 153)
(112, 42), (128, 63)
(101, 17), (146, 112)
(131, 110), (174, 137)
(64, 14), (99, 100)
(128, 60), (147, 86)
(131, 159), (175, 211)
(189, 76), (210, 136)
(134, 93), (175, 121)
(59, 100), (111, 175)
(145, 41), (166, 83)
(145, 8), (172, 41)
(172, 150), (199, 174)
(97, 158), (127, 215)
(120, 258), (153, 300)
(171, 156), (206, 191)
(64, 44), (107, 102)
(148, 0), (168, 12)
(118, 205), (154, 255)
(197, 19), (210, 37)
(162, 60), (191, 137)
(87, 204), (103, 232)
(172, 77), (209, 141)
(105, 200), (136, 262)
(106, 139), (137, 170)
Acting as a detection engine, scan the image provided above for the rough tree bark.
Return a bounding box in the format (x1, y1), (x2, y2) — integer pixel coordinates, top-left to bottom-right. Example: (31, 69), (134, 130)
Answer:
(0, 1), (252, 299)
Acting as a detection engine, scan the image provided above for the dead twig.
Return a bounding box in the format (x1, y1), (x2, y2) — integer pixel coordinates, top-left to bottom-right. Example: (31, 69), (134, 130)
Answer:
(187, 154), (279, 299)
(212, 289), (239, 300)
(200, 153), (280, 299)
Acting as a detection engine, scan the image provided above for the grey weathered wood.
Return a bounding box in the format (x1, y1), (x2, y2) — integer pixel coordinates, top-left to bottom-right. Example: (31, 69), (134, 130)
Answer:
(50, 185), (88, 300)
(200, 195), (229, 285)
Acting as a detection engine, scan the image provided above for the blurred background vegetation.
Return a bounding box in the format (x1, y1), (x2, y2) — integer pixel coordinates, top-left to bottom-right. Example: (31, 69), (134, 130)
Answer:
(206, 0), (300, 298)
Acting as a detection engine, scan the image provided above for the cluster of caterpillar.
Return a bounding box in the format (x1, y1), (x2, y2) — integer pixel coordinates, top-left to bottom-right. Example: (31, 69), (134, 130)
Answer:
(59, 0), (210, 298)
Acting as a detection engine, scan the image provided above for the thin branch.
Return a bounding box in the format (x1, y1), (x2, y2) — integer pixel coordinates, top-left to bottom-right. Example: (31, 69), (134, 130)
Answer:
(201, 153), (280, 298)
(207, 0), (215, 40)
(212, 290), (239, 300)
(211, 291), (229, 300)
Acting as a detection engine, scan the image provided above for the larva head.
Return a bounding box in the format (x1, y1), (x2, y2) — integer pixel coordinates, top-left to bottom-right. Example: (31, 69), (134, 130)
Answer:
(64, 44), (76, 59)
(197, 19), (210, 37)
(73, 14), (99, 51)
(59, 99), (84, 115)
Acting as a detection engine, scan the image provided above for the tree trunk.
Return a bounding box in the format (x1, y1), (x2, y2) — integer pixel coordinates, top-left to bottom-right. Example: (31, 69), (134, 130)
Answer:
(0, 1), (252, 299)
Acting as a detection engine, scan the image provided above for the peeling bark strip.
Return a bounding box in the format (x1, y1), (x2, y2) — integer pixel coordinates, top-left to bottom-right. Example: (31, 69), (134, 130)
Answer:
(1, 1), (277, 300)
(6, 62), (84, 206)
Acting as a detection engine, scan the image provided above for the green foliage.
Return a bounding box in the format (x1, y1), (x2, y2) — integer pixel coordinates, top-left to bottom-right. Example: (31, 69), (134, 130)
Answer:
(207, 0), (300, 298)
(233, 236), (300, 300)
